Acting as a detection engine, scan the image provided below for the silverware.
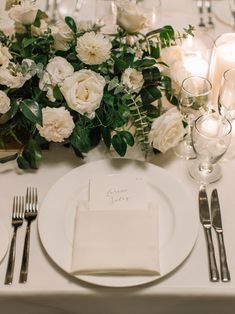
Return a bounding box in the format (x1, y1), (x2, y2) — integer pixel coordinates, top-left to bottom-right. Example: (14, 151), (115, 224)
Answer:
(211, 189), (231, 282)
(19, 187), (38, 283)
(5, 196), (24, 285)
(199, 185), (219, 282)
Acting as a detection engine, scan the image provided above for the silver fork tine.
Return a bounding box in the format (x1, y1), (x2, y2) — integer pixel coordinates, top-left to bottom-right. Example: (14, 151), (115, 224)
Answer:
(19, 187), (38, 283)
(5, 196), (24, 285)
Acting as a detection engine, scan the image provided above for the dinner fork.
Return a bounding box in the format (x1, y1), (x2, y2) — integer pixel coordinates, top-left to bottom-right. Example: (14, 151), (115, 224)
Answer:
(5, 196), (24, 285)
(19, 187), (38, 283)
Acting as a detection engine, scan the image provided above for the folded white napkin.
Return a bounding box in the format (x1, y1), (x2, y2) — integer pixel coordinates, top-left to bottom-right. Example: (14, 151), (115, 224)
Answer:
(70, 201), (160, 276)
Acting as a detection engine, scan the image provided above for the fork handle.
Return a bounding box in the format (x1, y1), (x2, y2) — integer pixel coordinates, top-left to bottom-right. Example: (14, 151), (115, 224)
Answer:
(5, 230), (17, 285)
(19, 223), (31, 283)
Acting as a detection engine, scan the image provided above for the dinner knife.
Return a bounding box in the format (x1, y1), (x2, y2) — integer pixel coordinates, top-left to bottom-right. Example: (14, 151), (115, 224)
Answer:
(211, 189), (231, 282)
(199, 185), (219, 282)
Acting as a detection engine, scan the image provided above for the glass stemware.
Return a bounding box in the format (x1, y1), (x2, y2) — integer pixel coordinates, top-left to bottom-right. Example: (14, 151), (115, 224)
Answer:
(218, 67), (235, 159)
(174, 76), (212, 160)
(189, 113), (232, 184)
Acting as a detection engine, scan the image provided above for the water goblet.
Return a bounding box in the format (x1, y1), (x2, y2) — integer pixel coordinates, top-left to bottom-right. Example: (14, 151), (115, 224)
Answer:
(188, 113), (232, 184)
(174, 76), (212, 160)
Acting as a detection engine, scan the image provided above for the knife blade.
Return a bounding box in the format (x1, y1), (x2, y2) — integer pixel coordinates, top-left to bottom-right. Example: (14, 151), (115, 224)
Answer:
(211, 189), (231, 282)
(199, 185), (219, 282)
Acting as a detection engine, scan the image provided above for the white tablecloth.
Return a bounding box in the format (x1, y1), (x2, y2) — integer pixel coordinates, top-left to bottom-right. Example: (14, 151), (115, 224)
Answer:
(1, 1), (235, 313)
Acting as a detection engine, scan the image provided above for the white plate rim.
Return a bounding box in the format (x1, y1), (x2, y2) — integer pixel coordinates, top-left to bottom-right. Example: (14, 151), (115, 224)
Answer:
(38, 158), (199, 288)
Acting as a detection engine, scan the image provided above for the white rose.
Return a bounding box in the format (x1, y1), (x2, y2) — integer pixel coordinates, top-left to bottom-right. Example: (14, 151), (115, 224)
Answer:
(160, 46), (184, 67)
(36, 107), (75, 142)
(51, 20), (74, 51)
(0, 91), (11, 114)
(148, 107), (185, 153)
(9, 0), (38, 25)
(31, 19), (48, 37)
(61, 69), (106, 119)
(0, 43), (12, 66)
(0, 10), (15, 36)
(121, 68), (144, 92)
(76, 31), (112, 65)
(116, 0), (149, 33)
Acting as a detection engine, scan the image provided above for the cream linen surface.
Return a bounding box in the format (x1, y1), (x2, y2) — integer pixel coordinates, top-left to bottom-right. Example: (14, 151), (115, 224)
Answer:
(71, 201), (160, 275)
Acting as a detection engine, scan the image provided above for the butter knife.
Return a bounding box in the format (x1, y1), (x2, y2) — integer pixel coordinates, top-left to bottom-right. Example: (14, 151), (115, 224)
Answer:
(199, 185), (219, 282)
(211, 189), (231, 282)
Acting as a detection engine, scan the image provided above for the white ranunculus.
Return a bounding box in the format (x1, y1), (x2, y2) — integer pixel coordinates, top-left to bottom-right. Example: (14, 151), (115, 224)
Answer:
(0, 10), (15, 36)
(148, 107), (185, 153)
(121, 68), (144, 92)
(51, 20), (74, 51)
(9, 0), (38, 25)
(61, 69), (106, 119)
(76, 31), (112, 65)
(36, 107), (75, 143)
(0, 91), (11, 114)
(116, 0), (149, 33)
(0, 43), (12, 66)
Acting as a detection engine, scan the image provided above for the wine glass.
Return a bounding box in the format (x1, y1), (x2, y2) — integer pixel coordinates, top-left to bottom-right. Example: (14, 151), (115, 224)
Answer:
(189, 113), (232, 184)
(174, 76), (212, 160)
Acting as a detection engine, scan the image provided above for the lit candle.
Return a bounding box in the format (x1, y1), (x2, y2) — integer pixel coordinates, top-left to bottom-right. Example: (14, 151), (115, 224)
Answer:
(209, 33), (235, 109)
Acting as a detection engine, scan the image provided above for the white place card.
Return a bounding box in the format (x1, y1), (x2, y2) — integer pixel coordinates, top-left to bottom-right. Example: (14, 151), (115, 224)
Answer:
(89, 174), (148, 211)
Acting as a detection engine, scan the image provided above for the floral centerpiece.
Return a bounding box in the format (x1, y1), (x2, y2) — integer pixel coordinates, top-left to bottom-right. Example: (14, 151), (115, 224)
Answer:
(0, 0), (193, 169)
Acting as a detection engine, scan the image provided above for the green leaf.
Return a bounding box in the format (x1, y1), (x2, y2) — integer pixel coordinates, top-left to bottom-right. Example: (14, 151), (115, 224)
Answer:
(119, 131), (134, 147)
(113, 57), (128, 72)
(133, 59), (156, 68)
(141, 86), (162, 105)
(17, 155), (30, 169)
(150, 45), (160, 59)
(142, 67), (161, 84)
(111, 133), (127, 156)
(71, 126), (91, 153)
(22, 139), (42, 169)
(22, 38), (36, 48)
(101, 127), (111, 148)
(20, 100), (42, 125)
(65, 16), (77, 33)
(53, 85), (64, 101)
(0, 153), (18, 164)
(108, 77), (119, 91)
(0, 100), (18, 124)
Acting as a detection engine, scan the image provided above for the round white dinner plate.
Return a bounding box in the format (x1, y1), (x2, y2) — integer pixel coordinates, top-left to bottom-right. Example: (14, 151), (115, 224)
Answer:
(0, 221), (9, 263)
(38, 159), (199, 288)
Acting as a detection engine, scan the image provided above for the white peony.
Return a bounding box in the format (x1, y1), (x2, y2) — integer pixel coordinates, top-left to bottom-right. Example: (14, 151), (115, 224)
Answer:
(0, 43), (12, 66)
(116, 0), (149, 33)
(39, 56), (74, 102)
(148, 107), (185, 153)
(36, 107), (75, 142)
(76, 31), (112, 65)
(51, 20), (74, 51)
(121, 68), (144, 92)
(0, 91), (11, 114)
(60, 69), (106, 119)
(9, 0), (38, 25)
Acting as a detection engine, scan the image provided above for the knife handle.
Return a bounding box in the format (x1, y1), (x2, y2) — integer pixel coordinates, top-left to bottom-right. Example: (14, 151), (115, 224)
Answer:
(204, 228), (219, 282)
(217, 232), (231, 282)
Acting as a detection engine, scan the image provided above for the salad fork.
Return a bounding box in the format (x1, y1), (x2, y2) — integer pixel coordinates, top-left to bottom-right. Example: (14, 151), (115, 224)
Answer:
(19, 187), (38, 283)
(5, 196), (24, 285)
